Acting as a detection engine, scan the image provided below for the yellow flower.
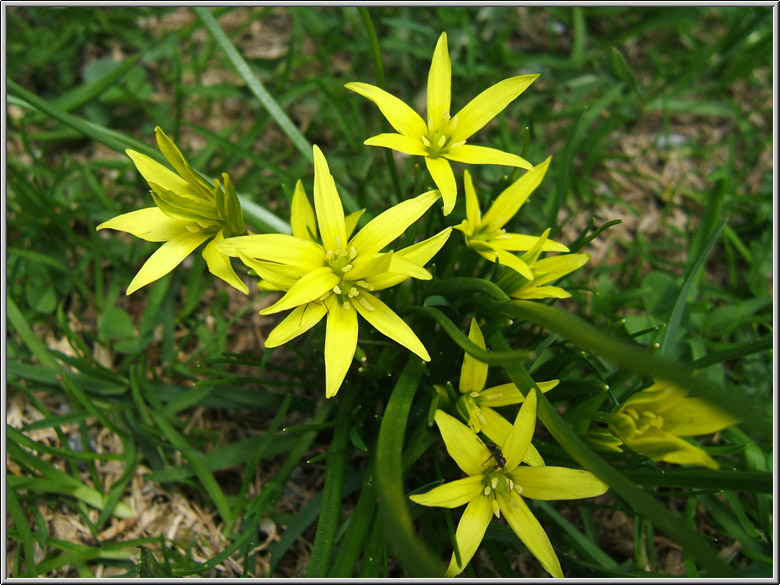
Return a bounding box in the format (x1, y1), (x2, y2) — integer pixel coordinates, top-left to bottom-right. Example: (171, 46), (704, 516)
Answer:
(608, 380), (740, 469)
(455, 159), (569, 279)
(97, 127), (247, 295)
(410, 390), (609, 577)
(497, 229), (590, 300)
(453, 317), (557, 467)
(345, 31), (538, 215)
(218, 145), (451, 398)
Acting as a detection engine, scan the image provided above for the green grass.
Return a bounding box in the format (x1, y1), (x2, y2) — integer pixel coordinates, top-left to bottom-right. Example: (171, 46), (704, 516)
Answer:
(6, 5), (773, 578)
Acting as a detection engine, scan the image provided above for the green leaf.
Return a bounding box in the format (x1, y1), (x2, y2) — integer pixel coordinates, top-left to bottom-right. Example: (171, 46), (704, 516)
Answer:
(99, 306), (137, 341)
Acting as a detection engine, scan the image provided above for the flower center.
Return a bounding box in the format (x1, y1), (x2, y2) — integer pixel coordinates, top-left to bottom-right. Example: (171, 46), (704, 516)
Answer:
(481, 468), (523, 518)
(456, 394), (487, 434)
(324, 244), (375, 311)
(422, 111), (464, 158)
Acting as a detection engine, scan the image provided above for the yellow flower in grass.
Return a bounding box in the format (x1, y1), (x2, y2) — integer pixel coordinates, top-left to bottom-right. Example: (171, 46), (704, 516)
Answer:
(346, 32), (538, 215)
(410, 391), (608, 577)
(453, 317), (558, 467)
(608, 380), (740, 469)
(497, 229), (590, 300)
(455, 159), (570, 279)
(218, 145), (452, 398)
(97, 127), (247, 295)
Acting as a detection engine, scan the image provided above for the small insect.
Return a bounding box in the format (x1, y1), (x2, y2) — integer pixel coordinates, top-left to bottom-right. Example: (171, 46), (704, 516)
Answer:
(483, 442), (506, 468)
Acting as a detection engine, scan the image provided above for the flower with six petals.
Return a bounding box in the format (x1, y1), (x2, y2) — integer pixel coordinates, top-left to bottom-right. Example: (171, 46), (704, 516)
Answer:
(455, 158), (570, 279)
(608, 380), (740, 469)
(346, 32), (537, 215)
(97, 127), (247, 295)
(410, 390), (609, 577)
(218, 145), (451, 398)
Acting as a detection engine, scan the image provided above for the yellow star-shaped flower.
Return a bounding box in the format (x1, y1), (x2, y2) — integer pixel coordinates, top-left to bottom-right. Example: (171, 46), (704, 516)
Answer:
(410, 390), (608, 577)
(346, 31), (538, 215)
(218, 145), (451, 398)
(97, 127), (247, 295)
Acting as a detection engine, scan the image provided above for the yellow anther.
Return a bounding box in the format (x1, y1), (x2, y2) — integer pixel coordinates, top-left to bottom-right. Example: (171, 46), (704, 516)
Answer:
(342, 264), (353, 273)
(349, 247), (357, 259)
(332, 285), (342, 295)
(421, 136), (431, 147)
(484, 486), (491, 496)
(491, 477), (498, 489)
(342, 301), (351, 310)
(470, 392), (480, 398)
(437, 135), (447, 148)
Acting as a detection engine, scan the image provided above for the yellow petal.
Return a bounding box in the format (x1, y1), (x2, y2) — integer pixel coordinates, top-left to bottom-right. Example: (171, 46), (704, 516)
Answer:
(480, 380), (558, 407)
(368, 227), (452, 291)
(125, 149), (191, 196)
(445, 144), (533, 171)
(532, 253), (591, 285)
(291, 179), (318, 241)
(126, 229), (210, 295)
(265, 302), (328, 347)
(623, 429), (720, 470)
(662, 397), (740, 436)
(344, 208), (365, 239)
(481, 157), (551, 231)
(236, 252), (299, 291)
(342, 252), (393, 282)
(313, 145), (348, 253)
(502, 388), (537, 471)
(154, 127), (213, 195)
(523, 443), (546, 467)
(489, 233), (569, 253)
(497, 493), (563, 578)
(510, 466), (608, 500)
(349, 189), (440, 255)
(97, 207), (189, 242)
(351, 291), (429, 361)
(364, 133), (428, 156)
(459, 318), (488, 393)
(511, 285), (572, 300)
(427, 32), (451, 124)
(324, 297), (358, 398)
(444, 495), (493, 577)
(425, 156), (457, 215)
(385, 254), (432, 281)
(344, 82), (427, 139)
(478, 248), (534, 280)
(217, 234), (324, 270)
(450, 74), (539, 143)
(260, 266), (340, 315)
(201, 232), (248, 294)
(409, 475), (484, 508)
(462, 170), (481, 235)
(433, 410), (490, 477)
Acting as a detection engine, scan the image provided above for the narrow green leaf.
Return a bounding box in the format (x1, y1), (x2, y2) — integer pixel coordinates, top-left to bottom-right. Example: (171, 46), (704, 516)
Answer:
(7, 487), (38, 577)
(376, 358), (444, 577)
(193, 7), (312, 164)
(149, 410), (234, 527)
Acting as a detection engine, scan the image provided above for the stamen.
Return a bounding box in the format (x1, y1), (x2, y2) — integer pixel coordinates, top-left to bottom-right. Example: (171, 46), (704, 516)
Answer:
(437, 135), (447, 148)
(470, 392), (480, 398)
(484, 486), (491, 496)
(491, 477), (498, 489)
(515, 484), (523, 495)
(342, 301), (351, 310)
(356, 280), (374, 291)
(342, 264), (353, 273)
(326, 250), (334, 260)
(332, 285), (342, 295)
(642, 411), (657, 419)
(348, 288), (360, 298)
(508, 479), (514, 491)
(450, 140), (466, 149)
(359, 296), (374, 311)
(335, 248), (348, 257)
(349, 247), (357, 259)
(421, 136), (431, 147)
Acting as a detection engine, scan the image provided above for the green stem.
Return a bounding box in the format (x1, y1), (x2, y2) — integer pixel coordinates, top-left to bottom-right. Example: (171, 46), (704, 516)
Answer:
(307, 389), (356, 576)
(486, 299), (769, 436)
(489, 331), (736, 577)
(375, 358), (443, 577)
(357, 7), (404, 203)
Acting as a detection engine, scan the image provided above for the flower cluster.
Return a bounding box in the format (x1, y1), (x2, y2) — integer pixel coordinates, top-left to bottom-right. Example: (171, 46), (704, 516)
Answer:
(95, 29), (741, 578)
